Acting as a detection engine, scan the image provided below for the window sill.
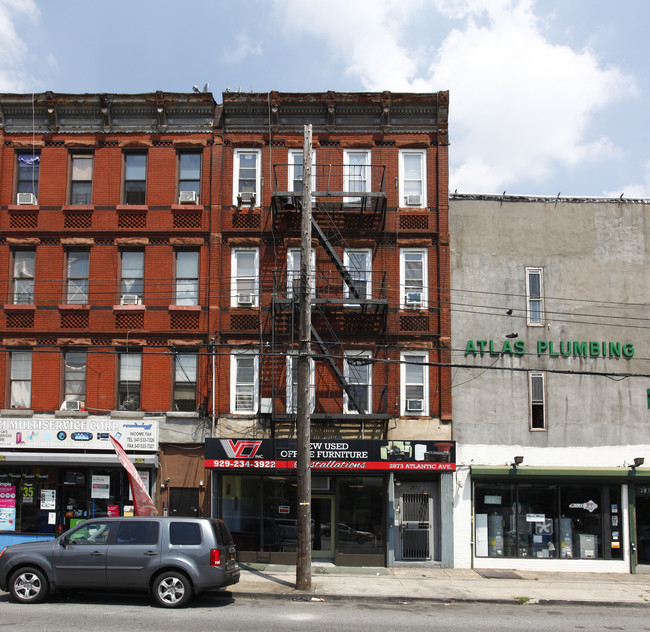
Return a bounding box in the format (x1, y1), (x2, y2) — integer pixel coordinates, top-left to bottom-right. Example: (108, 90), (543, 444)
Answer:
(116, 205), (148, 212)
(113, 304), (146, 311)
(62, 205), (94, 211)
(110, 410), (145, 419)
(58, 304), (90, 311)
(1, 408), (34, 417)
(169, 304), (201, 311)
(3, 303), (35, 311)
(55, 410), (89, 418)
(165, 411), (199, 419)
(8, 205), (39, 211)
(171, 204), (204, 211)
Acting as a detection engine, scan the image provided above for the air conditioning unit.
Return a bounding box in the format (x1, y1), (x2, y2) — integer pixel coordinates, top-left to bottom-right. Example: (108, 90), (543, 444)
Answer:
(406, 399), (424, 412)
(120, 294), (142, 305)
(17, 192), (37, 205)
(179, 190), (198, 204)
(239, 192), (255, 203)
(237, 294), (254, 306)
(405, 291), (423, 306)
(406, 194), (422, 206)
(62, 400), (85, 411)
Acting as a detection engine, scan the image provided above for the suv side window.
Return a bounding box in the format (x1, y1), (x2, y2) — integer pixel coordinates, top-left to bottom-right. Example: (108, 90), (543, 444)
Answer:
(170, 521), (202, 545)
(68, 522), (113, 544)
(117, 521), (159, 545)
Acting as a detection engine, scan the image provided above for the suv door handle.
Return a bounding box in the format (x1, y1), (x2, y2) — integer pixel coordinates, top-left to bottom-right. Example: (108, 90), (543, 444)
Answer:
(90, 551), (105, 556)
(144, 550), (158, 556)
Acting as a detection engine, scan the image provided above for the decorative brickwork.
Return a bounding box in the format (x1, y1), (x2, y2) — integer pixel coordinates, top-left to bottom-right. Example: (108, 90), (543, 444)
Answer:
(173, 211), (202, 229)
(118, 212), (146, 229)
(115, 312), (144, 329)
(230, 314), (259, 330)
(400, 314), (429, 331)
(170, 311), (199, 329)
(399, 214), (429, 231)
(10, 212), (38, 229)
(64, 212), (92, 229)
(60, 311), (89, 329)
(6, 311), (34, 328)
(233, 213), (261, 229)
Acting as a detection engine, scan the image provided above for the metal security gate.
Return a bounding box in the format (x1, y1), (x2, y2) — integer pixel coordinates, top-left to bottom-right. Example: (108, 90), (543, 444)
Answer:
(397, 486), (435, 560)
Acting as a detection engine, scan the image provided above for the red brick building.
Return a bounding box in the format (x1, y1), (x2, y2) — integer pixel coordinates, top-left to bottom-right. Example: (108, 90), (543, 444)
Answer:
(0, 90), (453, 566)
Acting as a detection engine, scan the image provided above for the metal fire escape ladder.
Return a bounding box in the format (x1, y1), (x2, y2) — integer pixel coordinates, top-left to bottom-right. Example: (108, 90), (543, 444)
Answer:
(310, 324), (365, 414)
(311, 216), (361, 300)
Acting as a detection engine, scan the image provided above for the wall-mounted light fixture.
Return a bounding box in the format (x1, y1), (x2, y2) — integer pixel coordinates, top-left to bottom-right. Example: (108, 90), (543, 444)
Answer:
(511, 456), (524, 468)
(633, 457), (645, 468)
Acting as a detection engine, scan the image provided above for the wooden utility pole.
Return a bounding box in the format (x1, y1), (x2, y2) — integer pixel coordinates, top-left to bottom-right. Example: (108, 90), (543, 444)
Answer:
(296, 124), (313, 590)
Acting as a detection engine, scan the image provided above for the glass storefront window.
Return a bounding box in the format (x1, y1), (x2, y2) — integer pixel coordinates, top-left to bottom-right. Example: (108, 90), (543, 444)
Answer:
(474, 481), (622, 560)
(338, 477), (384, 555)
(0, 468), (57, 535)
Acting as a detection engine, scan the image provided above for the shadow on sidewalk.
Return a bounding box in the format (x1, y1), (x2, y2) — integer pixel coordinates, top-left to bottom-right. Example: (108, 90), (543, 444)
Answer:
(239, 563), (297, 589)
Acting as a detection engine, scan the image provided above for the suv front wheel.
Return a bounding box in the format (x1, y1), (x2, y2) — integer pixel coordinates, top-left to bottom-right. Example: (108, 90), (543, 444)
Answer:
(153, 571), (193, 608)
(9, 567), (49, 604)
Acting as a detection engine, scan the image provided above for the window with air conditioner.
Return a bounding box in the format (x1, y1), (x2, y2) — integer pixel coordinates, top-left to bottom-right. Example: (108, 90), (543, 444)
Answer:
(232, 248), (259, 307)
(529, 371), (546, 430)
(400, 248), (427, 309)
(123, 153), (147, 205)
(286, 353), (315, 414)
(63, 350), (87, 409)
(287, 248), (316, 299)
(344, 351), (372, 414)
(343, 149), (371, 204)
(231, 351), (258, 413)
(16, 152), (39, 203)
(526, 267), (544, 326)
(175, 250), (199, 306)
(173, 353), (197, 412)
(120, 250), (144, 305)
(399, 150), (426, 208)
(70, 153), (93, 205)
(401, 352), (428, 416)
(10, 350), (32, 409)
(118, 352), (141, 411)
(12, 249), (35, 305)
(66, 250), (89, 304)
(233, 149), (261, 206)
(178, 151), (201, 203)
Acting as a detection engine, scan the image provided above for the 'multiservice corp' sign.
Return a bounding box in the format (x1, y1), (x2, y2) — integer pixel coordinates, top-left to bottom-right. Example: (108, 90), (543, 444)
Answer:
(465, 339), (634, 358)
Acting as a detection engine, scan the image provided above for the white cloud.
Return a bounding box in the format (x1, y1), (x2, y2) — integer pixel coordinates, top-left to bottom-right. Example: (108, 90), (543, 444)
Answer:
(604, 160), (650, 199)
(275, 0), (638, 195)
(221, 33), (263, 65)
(0, 0), (39, 91)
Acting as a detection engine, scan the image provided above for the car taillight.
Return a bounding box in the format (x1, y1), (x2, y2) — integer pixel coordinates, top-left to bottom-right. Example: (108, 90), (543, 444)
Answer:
(210, 548), (221, 566)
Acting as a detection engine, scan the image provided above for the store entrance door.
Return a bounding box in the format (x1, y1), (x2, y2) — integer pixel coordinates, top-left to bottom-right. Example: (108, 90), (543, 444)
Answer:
(395, 482), (438, 562)
(312, 495), (334, 559)
(635, 486), (650, 570)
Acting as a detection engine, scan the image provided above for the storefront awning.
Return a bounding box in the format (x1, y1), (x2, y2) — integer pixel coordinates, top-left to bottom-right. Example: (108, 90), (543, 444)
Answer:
(470, 465), (650, 480)
(0, 452), (157, 466)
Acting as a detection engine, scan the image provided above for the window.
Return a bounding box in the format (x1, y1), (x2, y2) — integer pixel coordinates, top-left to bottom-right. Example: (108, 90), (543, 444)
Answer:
(526, 267), (544, 325)
(343, 249), (371, 300)
(287, 248), (316, 299)
(117, 521), (159, 545)
(343, 149), (370, 203)
(178, 151), (201, 202)
(173, 353), (197, 412)
(63, 350), (87, 405)
(10, 350), (32, 409)
(70, 154), (93, 205)
(120, 250), (144, 304)
(118, 352), (141, 411)
(16, 153), (40, 201)
(232, 248), (259, 307)
(231, 351), (258, 413)
(401, 352), (428, 416)
(286, 353), (315, 414)
(175, 250), (199, 306)
(399, 150), (426, 207)
(124, 153), (147, 204)
(170, 521), (202, 545)
(12, 249), (35, 304)
(288, 149), (316, 193)
(529, 371), (546, 430)
(344, 351), (372, 414)
(400, 248), (427, 308)
(233, 149), (261, 205)
(66, 250), (89, 304)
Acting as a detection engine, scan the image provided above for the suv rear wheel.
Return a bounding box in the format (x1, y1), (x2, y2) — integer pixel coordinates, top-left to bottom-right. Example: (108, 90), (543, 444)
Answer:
(153, 571), (192, 608)
(9, 567), (49, 604)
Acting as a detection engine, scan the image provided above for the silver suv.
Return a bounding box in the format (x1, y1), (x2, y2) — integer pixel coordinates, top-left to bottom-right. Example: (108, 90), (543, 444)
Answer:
(0, 517), (240, 608)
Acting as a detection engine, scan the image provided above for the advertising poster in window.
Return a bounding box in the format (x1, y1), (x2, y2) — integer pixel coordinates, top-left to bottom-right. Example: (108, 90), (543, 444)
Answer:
(91, 475), (110, 499)
(0, 484), (16, 531)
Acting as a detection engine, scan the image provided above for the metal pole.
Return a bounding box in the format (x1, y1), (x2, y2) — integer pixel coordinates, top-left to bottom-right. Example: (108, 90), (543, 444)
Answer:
(296, 124), (313, 590)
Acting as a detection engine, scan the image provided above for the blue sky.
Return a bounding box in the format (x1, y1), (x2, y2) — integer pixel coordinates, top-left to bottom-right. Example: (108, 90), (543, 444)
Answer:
(1, 0), (649, 198)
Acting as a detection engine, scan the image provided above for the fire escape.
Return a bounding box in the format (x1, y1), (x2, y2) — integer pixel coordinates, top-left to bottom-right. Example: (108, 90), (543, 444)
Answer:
(269, 162), (389, 437)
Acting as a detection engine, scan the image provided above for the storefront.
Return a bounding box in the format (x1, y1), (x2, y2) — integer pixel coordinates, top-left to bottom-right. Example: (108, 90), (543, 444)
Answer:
(466, 466), (650, 572)
(205, 438), (456, 567)
(0, 414), (158, 548)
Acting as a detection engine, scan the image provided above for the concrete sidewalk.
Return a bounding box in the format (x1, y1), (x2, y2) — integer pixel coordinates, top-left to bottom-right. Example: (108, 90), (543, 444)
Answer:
(231, 563), (650, 606)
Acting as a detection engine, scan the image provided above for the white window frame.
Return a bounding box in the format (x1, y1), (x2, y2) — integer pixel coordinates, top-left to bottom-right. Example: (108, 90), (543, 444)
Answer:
(63, 349), (87, 405)
(118, 351), (142, 411)
(66, 249), (89, 305)
(526, 267), (544, 326)
(529, 371), (546, 431)
(70, 153), (93, 205)
(286, 352), (315, 414)
(120, 250), (144, 303)
(401, 352), (429, 416)
(288, 149), (316, 194)
(230, 350), (259, 414)
(10, 350), (32, 409)
(400, 248), (428, 309)
(173, 352), (197, 412)
(233, 149), (261, 205)
(12, 249), (35, 305)
(343, 350), (372, 414)
(398, 149), (427, 208)
(231, 248), (259, 307)
(287, 248), (316, 299)
(343, 248), (372, 300)
(343, 149), (371, 204)
(175, 250), (199, 306)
